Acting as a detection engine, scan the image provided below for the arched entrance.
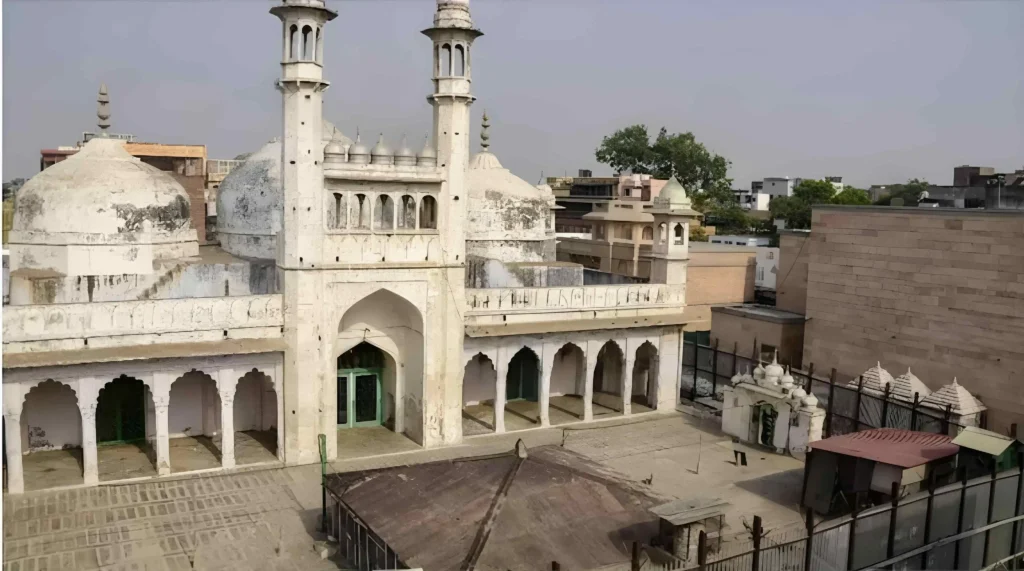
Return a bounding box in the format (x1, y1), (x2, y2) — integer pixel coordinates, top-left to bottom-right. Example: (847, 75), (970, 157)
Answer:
(96, 375), (156, 480)
(22, 380), (83, 490)
(337, 343), (387, 429)
(462, 353), (497, 435)
(632, 342), (658, 411)
(233, 369), (278, 463)
(168, 370), (221, 473)
(336, 288), (423, 448)
(550, 343), (586, 422)
(592, 341), (624, 417)
(504, 348), (540, 430)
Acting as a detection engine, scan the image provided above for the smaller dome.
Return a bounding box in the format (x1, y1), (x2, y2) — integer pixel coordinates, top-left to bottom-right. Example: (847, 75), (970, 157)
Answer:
(394, 136), (417, 167)
(780, 368), (796, 391)
(753, 362), (766, 382)
(349, 132), (370, 164)
(791, 387), (807, 401)
(765, 352), (784, 382)
(738, 366), (755, 385)
(418, 138), (438, 160)
(324, 139), (346, 155)
(370, 134), (392, 165)
(802, 392), (820, 409)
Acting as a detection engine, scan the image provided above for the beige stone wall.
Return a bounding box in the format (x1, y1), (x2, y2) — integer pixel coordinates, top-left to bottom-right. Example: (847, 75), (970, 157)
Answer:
(803, 206), (1024, 432)
(710, 311), (805, 368)
(687, 250), (756, 306)
(777, 231), (810, 314)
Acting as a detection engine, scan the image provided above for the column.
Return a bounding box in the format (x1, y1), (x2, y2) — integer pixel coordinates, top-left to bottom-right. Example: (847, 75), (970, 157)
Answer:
(218, 369), (236, 469)
(584, 346), (597, 422)
(77, 404), (99, 486)
(274, 361), (286, 462)
(539, 346), (553, 428)
(623, 351), (635, 417)
(152, 373), (173, 476)
(494, 347), (508, 434)
(4, 411), (24, 494)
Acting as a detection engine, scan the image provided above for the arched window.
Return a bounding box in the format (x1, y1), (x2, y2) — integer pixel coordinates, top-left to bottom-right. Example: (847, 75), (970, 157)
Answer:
(420, 196), (437, 229)
(375, 194), (395, 230)
(454, 45), (465, 76)
(399, 195), (416, 229)
(615, 224), (632, 240)
(642, 226), (654, 241)
(333, 193), (346, 229)
(316, 27), (323, 63)
(302, 25), (313, 61)
(659, 223), (668, 243)
(673, 223), (684, 245)
(355, 194), (370, 229)
(289, 25), (299, 61)
(440, 44), (452, 77)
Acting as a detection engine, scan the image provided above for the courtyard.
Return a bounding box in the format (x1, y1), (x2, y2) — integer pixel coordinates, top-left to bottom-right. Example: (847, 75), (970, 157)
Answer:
(2, 410), (804, 570)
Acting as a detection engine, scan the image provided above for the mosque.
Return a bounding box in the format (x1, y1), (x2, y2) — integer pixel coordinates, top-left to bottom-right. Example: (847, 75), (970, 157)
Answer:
(1, 0), (705, 494)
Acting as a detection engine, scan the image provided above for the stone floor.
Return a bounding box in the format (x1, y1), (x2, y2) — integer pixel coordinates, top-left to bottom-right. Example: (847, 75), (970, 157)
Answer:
(335, 426), (420, 461)
(15, 431), (280, 492)
(3, 410), (804, 569)
(461, 394), (652, 436)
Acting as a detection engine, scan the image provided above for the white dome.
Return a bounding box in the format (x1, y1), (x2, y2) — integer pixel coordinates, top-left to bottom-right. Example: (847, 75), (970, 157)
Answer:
(14, 138), (193, 239)
(466, 150), (554, 262)
(10, 137), (198, 276)
(216, 120), (347, 259)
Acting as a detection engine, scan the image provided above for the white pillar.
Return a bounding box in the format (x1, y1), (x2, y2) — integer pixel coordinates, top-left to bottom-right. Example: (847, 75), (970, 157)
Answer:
(152, 373), (172, 476)
(540, 346), (553, 428)
(4, 411), (24, 494)
(78, 404), (99, 486)
(623, 354), (635, 416)
(218, 369), (236, 469)
(494, 348), (508, 434)
(584, 349), (597, 422)
(274, 361), (285, 462)
(395, 367), (406, 435)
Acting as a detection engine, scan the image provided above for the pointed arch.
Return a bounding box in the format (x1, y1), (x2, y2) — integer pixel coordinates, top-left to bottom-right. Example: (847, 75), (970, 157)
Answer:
(375, 194), (394, 230)
(23, 380), (81, 452)
(642, 226), (654, 241)
(454, 44), (466, 76)
(673, 223), (684, 245)
(593, 341), (625, 414)
(440, 44), (452, 76)
(301, 25), (313, 61)
(420, 195), (437, 229)
(633, 341), (659, 409)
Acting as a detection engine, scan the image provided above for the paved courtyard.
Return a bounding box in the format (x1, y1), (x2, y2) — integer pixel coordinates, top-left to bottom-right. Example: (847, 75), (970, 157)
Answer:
(3, 410), (804, 569)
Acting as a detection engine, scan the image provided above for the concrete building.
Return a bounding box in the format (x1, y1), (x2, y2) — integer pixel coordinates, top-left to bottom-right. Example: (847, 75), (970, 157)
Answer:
(733, 188), (771, 211)
(2, 0), (720, 495)
(550, 171), (667, 234)
(710, 235), (771, 247)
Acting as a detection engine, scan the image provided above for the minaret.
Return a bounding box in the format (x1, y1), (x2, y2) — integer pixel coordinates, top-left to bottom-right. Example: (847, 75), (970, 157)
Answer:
(97, 84), (111, 137)
(270, 0), (337, 464)
(423, 0), (482, 263)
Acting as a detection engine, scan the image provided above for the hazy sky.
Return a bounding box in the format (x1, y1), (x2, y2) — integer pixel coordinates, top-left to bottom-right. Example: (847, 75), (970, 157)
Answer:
(3, 0), (1022, 188)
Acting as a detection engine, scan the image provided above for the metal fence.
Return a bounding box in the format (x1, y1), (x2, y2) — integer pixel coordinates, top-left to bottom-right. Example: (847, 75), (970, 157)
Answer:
(680, 340), (975, 439)
(326, 495), (408, 571)
(637, 460), (1024, 571)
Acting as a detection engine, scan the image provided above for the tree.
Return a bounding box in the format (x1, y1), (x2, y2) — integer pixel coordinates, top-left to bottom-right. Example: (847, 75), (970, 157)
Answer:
(769, 195), (811, 230)
(689, 225), (709, 242)
(793, 179), (837, 205)
(594, 125), (656, 175)
(832, 187), (871, 205)
(595, 124), (733, 200)
(874, 178), (929, 206)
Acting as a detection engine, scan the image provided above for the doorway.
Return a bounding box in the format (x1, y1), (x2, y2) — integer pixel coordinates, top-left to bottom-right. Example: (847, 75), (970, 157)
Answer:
(506, 348), (539, 402)
(337, 343), (384, 428)
(97, 375), (147, 444)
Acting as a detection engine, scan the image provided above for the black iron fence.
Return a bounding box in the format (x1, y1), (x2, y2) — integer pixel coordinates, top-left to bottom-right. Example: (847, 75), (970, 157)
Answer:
(325, 492), (408, 571)
(639, 459), (1024, 571)
(680, 340), (977, 439)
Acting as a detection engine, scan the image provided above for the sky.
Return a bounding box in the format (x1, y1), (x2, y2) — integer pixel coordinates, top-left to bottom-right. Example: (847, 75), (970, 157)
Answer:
(2, 0), (1022, 189)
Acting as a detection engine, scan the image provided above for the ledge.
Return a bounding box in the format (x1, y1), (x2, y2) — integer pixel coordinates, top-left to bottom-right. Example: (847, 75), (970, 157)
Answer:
(2, 338), (285, 369)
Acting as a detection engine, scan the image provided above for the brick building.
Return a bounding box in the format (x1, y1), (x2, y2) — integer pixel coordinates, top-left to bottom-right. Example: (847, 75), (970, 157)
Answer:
(802, 206), (1024, 431)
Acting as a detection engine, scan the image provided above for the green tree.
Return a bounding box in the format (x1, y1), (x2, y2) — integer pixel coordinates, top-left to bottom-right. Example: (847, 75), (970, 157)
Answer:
(594, 124), (733, 202)
(874, 178), (929, 206)
(769, 195), (811, 230)
(793, 179), (837, 204)
(832, 186), (871, 205)
(689, 225), (709, 242)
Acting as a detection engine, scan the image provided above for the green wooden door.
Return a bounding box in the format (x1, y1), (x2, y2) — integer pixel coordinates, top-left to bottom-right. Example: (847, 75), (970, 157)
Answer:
(337, 369), (382, 428)
(97, 378), (146, 444)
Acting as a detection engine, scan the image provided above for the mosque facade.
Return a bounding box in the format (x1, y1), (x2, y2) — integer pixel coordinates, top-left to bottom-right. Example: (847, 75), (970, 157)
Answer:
(2, 0), (704, 493)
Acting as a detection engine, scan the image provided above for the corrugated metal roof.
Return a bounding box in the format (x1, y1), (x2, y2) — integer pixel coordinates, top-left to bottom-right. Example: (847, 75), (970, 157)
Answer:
(952, 426), (1016, 457)
(810, 428), (958, 468)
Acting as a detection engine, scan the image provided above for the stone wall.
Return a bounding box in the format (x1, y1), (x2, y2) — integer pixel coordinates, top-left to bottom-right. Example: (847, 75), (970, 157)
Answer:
(710, 308), (805, 368)
(464, 284), (686, 326)
(686, 249), (756, 306)
(802, 206), (1024, 431)
(777, 231), (810, 315)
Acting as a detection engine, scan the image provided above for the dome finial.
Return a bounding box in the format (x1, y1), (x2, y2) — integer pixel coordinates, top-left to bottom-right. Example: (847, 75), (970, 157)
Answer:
(97, 83), (111, 137)
(481, 111), (491, 152)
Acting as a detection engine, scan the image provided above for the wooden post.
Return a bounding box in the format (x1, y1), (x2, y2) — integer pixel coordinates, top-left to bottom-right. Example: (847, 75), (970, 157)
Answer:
(731, 341), (739, 378)
(805, 363), (815, 393)
(854, 376), (864, 431)
(751, 515), (763, 571)
(630, 541), (640, 571)
(887, 481), (900, 559)
(943, 404), (953, 435)
(910, 392), (920, 431)
(920, 470), (936, 570)
(711, 339), (720, 398)
(803, 508), (814, 571)
(825, 368), (836, 438)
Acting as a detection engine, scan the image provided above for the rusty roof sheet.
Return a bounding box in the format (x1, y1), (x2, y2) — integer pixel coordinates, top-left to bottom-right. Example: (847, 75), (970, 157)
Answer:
(810, 428), (959, 468)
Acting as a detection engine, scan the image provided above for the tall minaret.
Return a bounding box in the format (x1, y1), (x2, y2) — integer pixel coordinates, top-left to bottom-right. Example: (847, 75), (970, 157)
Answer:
(270, 0), (336, 464)
(423, 0), (482, 263)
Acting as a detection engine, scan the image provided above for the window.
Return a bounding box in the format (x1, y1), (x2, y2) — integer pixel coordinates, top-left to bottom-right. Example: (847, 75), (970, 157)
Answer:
(355, 194), (370, 229)
(642, 226), (653, 241)
(615, 224), (632, 240)
(419, 196), (437, 229)
(440, 44), (452, 76)
(289, 25), (299, 61)
(302, 25), (313, 61)
(454, 45), (465, 76)
(375, 194), (394, 230)
(399, 195), (416, 229)
(673, 223), (684, 245)
(333, 193), (346, 229)
(767, 251), (775, 260)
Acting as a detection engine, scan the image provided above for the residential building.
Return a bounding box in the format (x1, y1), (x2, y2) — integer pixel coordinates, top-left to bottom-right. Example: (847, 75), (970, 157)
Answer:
(710, 234), (772, 247)
(550, 170), (667, 234)
(761, 177), (802, 198)
(755, 247), (779, 290)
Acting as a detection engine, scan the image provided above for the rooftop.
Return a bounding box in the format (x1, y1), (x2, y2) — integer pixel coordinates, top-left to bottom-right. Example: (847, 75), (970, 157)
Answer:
(712, 304), (806, 325)
(810, 428), (958, 468)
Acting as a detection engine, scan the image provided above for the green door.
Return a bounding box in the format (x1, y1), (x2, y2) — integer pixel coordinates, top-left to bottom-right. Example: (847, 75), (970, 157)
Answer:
(337, 369), (382, 428)
(97, 377), (146, 444)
